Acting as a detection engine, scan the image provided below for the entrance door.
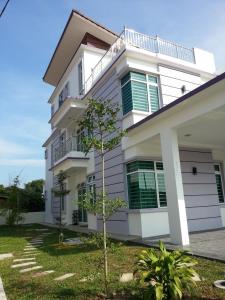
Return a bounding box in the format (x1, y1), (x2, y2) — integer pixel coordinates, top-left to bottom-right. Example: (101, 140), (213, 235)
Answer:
(77, 183), (87, 223)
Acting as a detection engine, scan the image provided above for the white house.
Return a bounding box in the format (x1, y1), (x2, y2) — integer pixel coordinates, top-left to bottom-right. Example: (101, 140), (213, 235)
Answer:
(43, 10), (225, 246)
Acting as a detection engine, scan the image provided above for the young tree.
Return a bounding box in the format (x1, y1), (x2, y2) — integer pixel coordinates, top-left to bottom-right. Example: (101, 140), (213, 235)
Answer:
(52, 171), (70, 243)
(0, 176), (24, 225)
(79, 98), (127, 295)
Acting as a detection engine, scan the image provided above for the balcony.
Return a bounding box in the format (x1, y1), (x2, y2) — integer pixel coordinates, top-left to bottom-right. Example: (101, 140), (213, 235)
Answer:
(50, 97), (87, 129)
(84, 28), (196, 93)
(52, 136), (89, 174)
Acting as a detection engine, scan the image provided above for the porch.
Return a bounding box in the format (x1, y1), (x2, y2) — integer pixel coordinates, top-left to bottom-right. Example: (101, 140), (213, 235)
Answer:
(123, 72), (225, 246)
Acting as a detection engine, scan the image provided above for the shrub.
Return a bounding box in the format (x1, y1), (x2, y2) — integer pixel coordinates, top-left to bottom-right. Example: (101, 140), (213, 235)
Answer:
(135, 241), (198, 300)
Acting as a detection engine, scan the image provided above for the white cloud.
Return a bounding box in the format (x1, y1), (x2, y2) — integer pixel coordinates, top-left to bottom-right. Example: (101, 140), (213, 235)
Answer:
(0, 138), (33, 157)
(0, 159), (44, 167)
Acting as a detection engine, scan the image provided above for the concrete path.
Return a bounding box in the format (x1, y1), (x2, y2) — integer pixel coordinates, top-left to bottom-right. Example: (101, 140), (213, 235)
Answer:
(11, 262), (36, 268)
(32, 270), (55, 278)
(20, 266), (43, 273)
(0, 276), (7, 300)
(0, 253), (13, 261)
(54, 273), (74, 281)
(13, 258), (35, 262)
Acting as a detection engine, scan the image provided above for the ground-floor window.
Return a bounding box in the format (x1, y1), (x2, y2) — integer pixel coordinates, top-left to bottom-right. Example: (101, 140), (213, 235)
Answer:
(87, 175), (96, 203)
(214, 164), (225, 203)
(126, 161), (167, 209)
(77, 182), (87, 222)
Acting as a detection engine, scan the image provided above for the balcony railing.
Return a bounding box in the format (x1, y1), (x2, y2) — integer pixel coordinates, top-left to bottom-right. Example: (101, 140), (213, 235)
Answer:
(53, 136), (84, 163)
(84, 28), (195, 94)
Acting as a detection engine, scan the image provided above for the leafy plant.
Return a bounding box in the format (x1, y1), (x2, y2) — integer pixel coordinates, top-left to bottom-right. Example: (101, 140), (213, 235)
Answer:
(78, 97), (126, 296)
(52, 171), (70, 244)
(135, 241), (198, 300)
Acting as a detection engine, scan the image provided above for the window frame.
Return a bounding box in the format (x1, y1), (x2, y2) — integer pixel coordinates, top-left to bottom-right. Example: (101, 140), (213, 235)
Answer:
(214, 163), (225, 204)
(126, 160), (167, 209)
(78, 60), (84, 96)
(121, 72), (161, 115)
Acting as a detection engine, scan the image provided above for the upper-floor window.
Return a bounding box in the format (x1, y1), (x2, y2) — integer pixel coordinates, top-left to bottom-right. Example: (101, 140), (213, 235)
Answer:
(126, 161), (167, 209)
(59, 82), (69, 107)
(214, 163), (224, 204)
(78, 61), (84, 95)
(121, 72), (160, 115)
(51, 104), (55, 117)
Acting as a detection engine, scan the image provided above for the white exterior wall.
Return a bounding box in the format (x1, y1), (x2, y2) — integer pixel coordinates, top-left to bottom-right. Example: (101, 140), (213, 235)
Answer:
(0, 212), (45, 225)
(128, 211), (169, 237)
(44, 141), (54, 223)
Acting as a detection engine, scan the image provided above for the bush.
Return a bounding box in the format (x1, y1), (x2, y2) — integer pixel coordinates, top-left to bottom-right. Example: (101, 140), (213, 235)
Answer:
(135, 241), (198, 300)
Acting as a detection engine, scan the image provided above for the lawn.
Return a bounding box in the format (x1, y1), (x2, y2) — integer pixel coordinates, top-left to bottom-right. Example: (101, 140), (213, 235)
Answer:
(0, 224), (225, 299)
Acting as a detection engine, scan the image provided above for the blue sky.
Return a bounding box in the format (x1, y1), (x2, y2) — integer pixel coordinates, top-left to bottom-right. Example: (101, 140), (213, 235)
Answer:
(1, 0), (225, 186)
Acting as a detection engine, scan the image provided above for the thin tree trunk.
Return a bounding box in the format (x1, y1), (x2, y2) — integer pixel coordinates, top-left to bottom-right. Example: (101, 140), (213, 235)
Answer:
(101, 143), (108, 296)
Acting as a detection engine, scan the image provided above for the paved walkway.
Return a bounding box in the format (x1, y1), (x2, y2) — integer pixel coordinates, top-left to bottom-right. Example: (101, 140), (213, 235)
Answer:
(41, 223), (225, 262)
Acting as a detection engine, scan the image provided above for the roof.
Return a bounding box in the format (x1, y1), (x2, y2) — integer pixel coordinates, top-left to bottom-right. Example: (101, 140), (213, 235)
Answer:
(43, 9), (118, 86)
(128, 71), (225, 133)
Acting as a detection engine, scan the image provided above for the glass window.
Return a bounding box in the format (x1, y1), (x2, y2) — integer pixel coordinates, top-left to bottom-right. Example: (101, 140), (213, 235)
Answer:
(121, 72), (160, 115)
(127, 161), (167, 209)
(214, 164), (224, 203)
(78, 61), (83, 95)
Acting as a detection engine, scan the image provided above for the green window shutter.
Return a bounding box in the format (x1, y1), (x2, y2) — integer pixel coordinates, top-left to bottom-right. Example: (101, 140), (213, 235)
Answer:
(147, 75), (158, 83)
(127, 161), (154, 173)
(215, 174), (224, 203)
(157, 173), (167, 207)
(122, 80), (133, 115)
(121, 72), (131, 85)
(127, 173), (140, 209)
(149, 85), (160, 113)
(130, 72), (146, 82)
(132, 81), (149, 112)
(139, 172), (157, 208)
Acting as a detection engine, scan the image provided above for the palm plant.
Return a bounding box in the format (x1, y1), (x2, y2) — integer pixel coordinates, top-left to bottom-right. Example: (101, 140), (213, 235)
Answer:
(135, 241), (198, 300)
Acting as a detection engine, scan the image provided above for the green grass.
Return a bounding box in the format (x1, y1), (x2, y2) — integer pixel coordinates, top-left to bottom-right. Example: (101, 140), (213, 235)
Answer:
(0, 224), (225, 299)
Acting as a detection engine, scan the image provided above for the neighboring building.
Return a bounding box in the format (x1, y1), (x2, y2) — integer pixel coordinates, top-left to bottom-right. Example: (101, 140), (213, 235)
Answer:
(43, 10), (225, 245)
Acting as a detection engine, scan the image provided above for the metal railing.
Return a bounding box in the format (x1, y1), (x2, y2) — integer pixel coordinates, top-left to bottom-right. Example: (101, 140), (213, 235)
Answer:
(124, 29), (195, 64)
(84, 28), (195, 94)
(53, 136), (84, 162)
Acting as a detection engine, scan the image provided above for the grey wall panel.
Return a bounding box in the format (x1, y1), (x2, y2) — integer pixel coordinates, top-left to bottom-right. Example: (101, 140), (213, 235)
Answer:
(185, 195), (219, 207)
(95, 164), (124, 178)
(181, 162), (214, 173)
(183, 184), (218, 196)
(97, 218), (129, 235)
(188, 218), (222, 232)
(182, 173), (216, 184)
(96, 173), (124, 186)
(179, 148), (222, 232)
(180, 149), (213, 162)
(90, 69), (128, 235)
(186, 206), (220, 219)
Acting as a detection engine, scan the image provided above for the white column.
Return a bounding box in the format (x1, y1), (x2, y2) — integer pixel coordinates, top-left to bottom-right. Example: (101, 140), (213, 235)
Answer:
(160, 128), (189, 246)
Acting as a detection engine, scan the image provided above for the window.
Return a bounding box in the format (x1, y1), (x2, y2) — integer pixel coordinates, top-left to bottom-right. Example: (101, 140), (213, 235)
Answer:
(44, 149), (48, 159)
(51, 104), (55, 116)
(87, 175), (96, 203)
(77, 183), (87, 222)
(78, 61), (84, 95)
(58, 82), (70, 107)
(214, 164), (224, 203)
(121, 72), (160, 115)
(126, 161), (167, 209)
(76, 128), (85, 151)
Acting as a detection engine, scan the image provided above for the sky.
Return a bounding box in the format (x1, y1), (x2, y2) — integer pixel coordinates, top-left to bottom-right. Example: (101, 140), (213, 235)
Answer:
(1, 0), (225, 186)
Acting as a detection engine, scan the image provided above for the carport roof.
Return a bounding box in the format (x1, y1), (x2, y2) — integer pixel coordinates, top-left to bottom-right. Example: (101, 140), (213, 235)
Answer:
(128, 71), (225, 132)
